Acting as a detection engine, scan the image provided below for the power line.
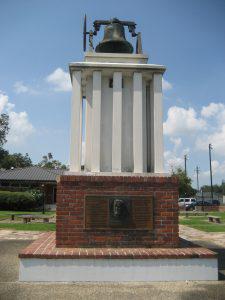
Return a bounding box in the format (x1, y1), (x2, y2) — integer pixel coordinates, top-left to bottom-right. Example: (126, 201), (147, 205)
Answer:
(209, 143), (213, 200)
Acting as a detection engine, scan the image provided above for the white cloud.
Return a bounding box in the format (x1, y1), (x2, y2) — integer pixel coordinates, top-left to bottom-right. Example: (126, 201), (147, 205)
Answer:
(46, 68), (71, 92)
(0, 91), (34, 146)
(7, 111), (34, 145)
(212, 160), (225, 176)
(170, 137), (182, 151)
(163, 106), (206, 136)
(201, 102), (224, 118)
(14, 81), (38, 95)
(164, 150), (183, 172)
(162, 78), (172, 91)
(201, 102), (225, 127)
(195, 102), (225, 157)
(164, 106), (206, 136)
(0, 92), (9, 113)
(163, 101), (225, 184)
(196, 124), (225, 157)
(164, 138), (187, 172)
(14, 81), (28, 94)
(201, 160), (225, 178)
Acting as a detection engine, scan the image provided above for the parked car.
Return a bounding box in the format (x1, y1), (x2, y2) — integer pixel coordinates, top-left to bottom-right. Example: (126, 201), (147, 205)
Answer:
(196, 200), (212, 206)
(185, 203), (196, 211)
(212, 199), (220, 205)
(178, 198), (197, 209)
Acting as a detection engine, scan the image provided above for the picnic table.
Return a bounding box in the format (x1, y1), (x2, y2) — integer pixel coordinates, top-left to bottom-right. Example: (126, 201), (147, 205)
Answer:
(17, 214), (53, 223)
(208, 215), (221, 224)
(184, 211), (208, 217)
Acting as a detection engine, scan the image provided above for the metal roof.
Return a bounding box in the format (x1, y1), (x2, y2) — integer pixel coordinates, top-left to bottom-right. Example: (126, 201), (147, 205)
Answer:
(0, 166), (65, 182)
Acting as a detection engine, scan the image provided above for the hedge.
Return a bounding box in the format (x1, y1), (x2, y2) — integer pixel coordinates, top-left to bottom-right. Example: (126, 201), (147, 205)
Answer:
(0, 190), (43, 210)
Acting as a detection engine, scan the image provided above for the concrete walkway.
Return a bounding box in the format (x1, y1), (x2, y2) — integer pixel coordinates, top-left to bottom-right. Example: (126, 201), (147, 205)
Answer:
(0, 227), (225, 299)
(179, 225), (225, 249)
(0, 229), (42, 240)
(1, 225), (225, 248)
(0, 239), (225, 300)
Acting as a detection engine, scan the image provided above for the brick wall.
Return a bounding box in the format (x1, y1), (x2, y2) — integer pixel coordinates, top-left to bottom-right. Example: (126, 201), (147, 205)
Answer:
(56, 174), (179, 248)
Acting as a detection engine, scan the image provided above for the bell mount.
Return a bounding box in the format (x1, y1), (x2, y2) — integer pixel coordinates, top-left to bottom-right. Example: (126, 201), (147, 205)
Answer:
(83, 15), (143, 54)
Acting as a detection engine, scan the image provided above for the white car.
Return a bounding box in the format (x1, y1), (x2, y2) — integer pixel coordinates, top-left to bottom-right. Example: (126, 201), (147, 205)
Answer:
(178, 198), (197, 208)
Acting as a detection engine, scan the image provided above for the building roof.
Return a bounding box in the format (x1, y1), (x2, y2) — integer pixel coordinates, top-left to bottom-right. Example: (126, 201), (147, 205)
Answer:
(0, 166), (65, 183)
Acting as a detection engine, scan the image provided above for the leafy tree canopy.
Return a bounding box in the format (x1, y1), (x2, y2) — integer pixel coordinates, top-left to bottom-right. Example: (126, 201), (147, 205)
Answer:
(0, 113), (33, 169)
(201, 184), (224, 195)
(0, 152), (32, 169)
(38, 153), (68, 170)
(0, 114), (9, 146)
(172, 167), (197, 197)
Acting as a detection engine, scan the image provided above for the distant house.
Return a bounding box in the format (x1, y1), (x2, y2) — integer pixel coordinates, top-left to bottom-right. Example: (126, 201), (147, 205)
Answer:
(0, 166), (65, 210)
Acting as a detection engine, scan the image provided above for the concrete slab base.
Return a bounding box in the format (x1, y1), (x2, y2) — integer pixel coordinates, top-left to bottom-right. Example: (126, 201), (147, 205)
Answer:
(19, 257), (218, 282)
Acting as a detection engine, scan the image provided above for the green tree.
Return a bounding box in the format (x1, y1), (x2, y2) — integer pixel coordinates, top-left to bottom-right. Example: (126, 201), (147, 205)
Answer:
(0, 113), (33, 170)
(0, 147), (9, 163)
(0, 114), (9, 146)
(172, 167), (196, 197)
(201, 184), (223, 194)
(38, 154), (68, 170)
(0, 152), (32, 169)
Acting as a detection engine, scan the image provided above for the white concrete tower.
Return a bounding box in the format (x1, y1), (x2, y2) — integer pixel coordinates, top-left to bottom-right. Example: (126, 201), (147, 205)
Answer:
(69, 18), (166, 174)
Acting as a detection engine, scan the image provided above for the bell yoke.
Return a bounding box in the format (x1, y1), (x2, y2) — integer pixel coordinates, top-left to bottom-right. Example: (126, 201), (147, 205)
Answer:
(83, 16), (143, 54)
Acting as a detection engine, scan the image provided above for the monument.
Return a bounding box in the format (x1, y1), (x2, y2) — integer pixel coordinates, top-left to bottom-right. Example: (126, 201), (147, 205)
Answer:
(19, 17), (218, 281)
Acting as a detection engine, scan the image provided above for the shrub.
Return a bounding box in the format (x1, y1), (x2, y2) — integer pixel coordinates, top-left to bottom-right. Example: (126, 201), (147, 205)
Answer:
(29, 189), (44, 206)
(0, 190), (40, 210)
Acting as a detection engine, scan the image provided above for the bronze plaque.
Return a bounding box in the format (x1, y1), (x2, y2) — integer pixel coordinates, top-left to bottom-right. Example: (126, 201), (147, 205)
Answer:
(85, 195), (153, 230)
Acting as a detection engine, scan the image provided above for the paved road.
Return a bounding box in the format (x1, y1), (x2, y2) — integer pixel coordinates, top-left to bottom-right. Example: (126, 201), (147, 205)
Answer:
(1, 240), (225, 300)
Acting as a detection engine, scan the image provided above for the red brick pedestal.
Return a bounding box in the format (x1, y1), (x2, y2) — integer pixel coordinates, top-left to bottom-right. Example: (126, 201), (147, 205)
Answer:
(19, 174), (219, 282)
(56, 174), (179, 248)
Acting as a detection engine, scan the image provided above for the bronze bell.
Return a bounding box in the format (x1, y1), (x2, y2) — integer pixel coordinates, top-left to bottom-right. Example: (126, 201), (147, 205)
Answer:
(95, 18), (133, 54)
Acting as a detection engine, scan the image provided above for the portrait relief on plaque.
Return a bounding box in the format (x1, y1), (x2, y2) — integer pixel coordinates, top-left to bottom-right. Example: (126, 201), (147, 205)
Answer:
(85, 195), (153, 230)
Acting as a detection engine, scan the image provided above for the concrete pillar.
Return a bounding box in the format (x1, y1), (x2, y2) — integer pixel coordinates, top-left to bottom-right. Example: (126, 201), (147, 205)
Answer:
(133, 72), (143, 173)
(142, 79), (147, 172)
(100, 76), (113, 171)
(69, 71), (82, 172)
(91, 71), (101, 172)
(112, 72), (122, 172)
(150, 73), (164, 173)
(84, 77), (92, 171)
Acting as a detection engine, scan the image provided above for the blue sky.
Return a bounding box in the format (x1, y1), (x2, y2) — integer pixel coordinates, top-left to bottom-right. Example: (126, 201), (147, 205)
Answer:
(0, 0), (225, 187)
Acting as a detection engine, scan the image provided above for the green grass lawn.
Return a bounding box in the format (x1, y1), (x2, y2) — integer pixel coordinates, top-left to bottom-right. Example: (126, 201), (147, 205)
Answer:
(0, 222), (56, 231)
(179, 211), (225, 232)
(0, 210), (56, 231)
(0, 210), (54, 217)
(1, 210), (225, 233)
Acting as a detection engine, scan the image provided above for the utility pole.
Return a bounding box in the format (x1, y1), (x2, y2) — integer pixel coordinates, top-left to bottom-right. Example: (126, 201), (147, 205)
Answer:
(209, 143), (213, 201)
(184, 154), (188, 176)
(195, 166), (200, 192)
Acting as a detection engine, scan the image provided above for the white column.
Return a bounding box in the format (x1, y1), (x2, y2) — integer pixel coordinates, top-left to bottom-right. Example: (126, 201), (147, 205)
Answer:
(91, 71), (101, 172)
(150, 73), (164, 173)
(69, 71), (82, 172)
(112, 72), (122, 172)
(84, 76), (92, 171)
(142, 79), (147, 172)
(133, 72), (143, 173)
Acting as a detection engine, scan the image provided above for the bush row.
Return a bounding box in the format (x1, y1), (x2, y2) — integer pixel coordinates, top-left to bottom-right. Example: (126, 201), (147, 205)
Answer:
(0, 190), (43, 210)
